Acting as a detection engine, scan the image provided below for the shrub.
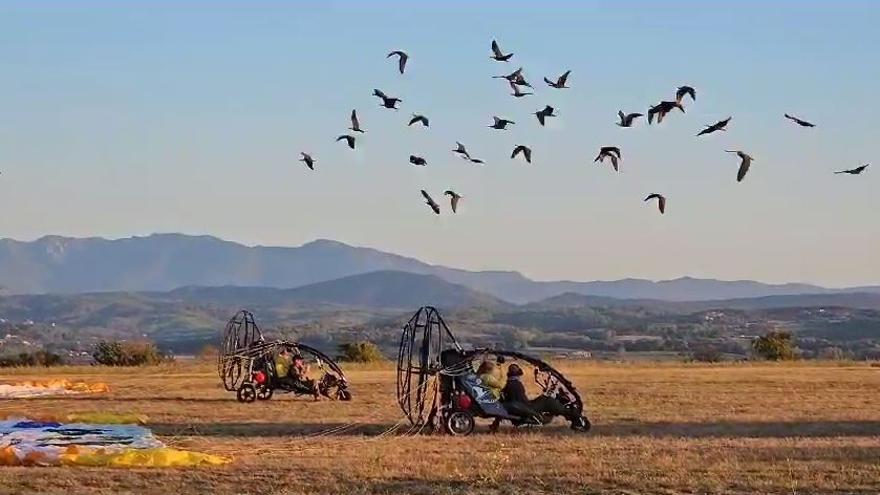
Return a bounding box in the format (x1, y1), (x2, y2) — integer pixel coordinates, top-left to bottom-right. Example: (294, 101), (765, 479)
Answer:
(0, 350), (65, 367)
(92, 340), (169, 366)
(691, 345), (723, 363)
(337, 341), (385, 363)
(752, 331), (797, 361)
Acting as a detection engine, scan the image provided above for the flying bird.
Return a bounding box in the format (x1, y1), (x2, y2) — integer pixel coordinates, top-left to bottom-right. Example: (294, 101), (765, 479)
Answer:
(835, 164), (869, 175)
(535, 105), (557, 126)
(648, 101), (685, 124)
(409, 155), (427, 166)
(299, 152), (315, 170)
(490, 40), (513, 62)
(408, 114), (429, 127)
(444, 190), (462, 213)
(452, 142), (471, 160)
(373, 89), (402, 109)
(725, 150), (754, 182)
(697, 117), (732, 137)
(489, 116), (515, 130)
(336, 134), (355, 149)
(544, 70), (571, 89)
(595, 146), (621, 171)
(644, 194), (666, 214)
(349, 109), (365, 133)
(784, 114), (816, 127)
(494, 67), (531, 87)
(676, 86), (696, 103)
(421, 190), (440, 215)
(387, 50), (409, 74)
(509, 81), (533, 98)
(617, 111), (643, 128)
(511, 145), (532, 163)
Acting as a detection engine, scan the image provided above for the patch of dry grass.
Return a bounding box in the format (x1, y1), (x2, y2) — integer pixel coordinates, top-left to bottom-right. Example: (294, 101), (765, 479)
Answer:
(1, 361), (878, 494)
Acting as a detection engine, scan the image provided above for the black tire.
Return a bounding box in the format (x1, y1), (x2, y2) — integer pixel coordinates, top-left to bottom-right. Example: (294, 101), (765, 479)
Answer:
(237, 383), (257, 403)
(571, 415), (591, 432)
(256, 386), (274, 401)
(444, 411), (475, 436)
(336, 389), (352, 401)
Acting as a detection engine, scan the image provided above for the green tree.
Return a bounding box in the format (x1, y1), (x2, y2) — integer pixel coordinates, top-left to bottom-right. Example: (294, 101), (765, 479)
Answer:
(337, 341), (385, 363)
(752, 331), (797, 361)
(92, 340), (169, 366)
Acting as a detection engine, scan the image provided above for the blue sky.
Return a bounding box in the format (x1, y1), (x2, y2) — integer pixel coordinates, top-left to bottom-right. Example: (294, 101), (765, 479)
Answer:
(0, 1), (878, 285)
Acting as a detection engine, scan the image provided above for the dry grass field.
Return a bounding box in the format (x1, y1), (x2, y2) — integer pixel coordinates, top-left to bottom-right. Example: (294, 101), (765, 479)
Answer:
(1, 361), (879, 494)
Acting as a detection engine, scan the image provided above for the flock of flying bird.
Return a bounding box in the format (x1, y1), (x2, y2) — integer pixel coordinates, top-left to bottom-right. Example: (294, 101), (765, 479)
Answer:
(298, 40), (871, 216)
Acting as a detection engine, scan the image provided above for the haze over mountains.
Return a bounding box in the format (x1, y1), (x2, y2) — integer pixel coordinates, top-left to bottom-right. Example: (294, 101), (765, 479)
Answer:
(1, 234), (878, 303)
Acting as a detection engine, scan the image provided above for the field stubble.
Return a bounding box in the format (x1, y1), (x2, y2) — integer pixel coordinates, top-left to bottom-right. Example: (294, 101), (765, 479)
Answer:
(0, 361), (878, 494)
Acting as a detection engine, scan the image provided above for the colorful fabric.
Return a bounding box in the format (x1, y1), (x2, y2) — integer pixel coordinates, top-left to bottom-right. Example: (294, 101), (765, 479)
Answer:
(0, 380), (109, 398)
(0, 418), (229, 467)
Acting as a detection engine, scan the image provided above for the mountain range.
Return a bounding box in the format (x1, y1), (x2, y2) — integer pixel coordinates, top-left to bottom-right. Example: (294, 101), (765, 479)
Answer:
(1, 234), (877, 303)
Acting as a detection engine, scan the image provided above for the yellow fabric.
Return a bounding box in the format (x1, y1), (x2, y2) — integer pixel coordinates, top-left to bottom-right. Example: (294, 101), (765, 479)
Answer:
(479, 372), (505, 400)
(59, 447), (230, 467)
(4, 380), (109, 393)
(1, 412), (147, 425)
(274, 354), (291, 378)
(65, 413), (148, 425)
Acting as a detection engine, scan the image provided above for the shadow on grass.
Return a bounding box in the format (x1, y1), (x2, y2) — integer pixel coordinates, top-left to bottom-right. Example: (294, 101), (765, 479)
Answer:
(149, 419), (880, 439)
(594, 420), (880, 438)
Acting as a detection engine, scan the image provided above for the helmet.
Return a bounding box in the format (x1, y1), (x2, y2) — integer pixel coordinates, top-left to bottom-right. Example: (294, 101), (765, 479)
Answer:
(507, 363), (524, 377)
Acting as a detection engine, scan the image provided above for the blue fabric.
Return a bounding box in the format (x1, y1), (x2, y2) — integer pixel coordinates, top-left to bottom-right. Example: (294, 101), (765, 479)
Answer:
(12, 421), (62, 429)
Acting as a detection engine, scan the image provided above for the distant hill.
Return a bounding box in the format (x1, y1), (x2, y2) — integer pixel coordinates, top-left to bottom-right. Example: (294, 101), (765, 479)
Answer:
(167, 271), (506, 310)
(534, 291), (880, 312)
(1, 234), (878, 303)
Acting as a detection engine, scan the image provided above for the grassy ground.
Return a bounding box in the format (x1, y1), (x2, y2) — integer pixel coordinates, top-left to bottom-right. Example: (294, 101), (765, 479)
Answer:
(1, 361), (879, 494)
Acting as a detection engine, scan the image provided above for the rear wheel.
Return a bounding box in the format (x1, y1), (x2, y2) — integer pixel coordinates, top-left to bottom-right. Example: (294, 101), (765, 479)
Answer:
(256, 386), (273, 401)
(444, 411), (475, 436)
(237, 383), (256, 403)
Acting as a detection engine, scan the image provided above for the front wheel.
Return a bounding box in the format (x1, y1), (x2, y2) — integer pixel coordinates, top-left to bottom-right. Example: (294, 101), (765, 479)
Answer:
(237, 383), (257, 403)
(336, 389), (352, 401)
(444, 411), (475, 436)
(570, 415), (591, 432)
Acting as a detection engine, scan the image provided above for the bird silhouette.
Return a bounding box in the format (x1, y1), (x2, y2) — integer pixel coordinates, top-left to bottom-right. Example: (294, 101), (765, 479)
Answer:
(408, 114), (429, 127)
(544, 70), (571, 89)
(421, 190), (440, 215)
(336, 135), (355, 149)
(373, 89), (402, 109)
(489, 116), (515, 130)
(645, 193), (666, 215)
(299, 152), (315, 171)
(511, 145), (532, 163)
(617, 111), (643, 128)
(784, 114), (816, 127)
(494, 67), (531, 87)
(648, 101), (685, 124)
(444, 190), (462, 213)
(725, 150), (754, 182)
(644, 194), (666, 214)
(535, 105), (557, 126)
(387, 50), (409, 74)
(509, 81), (533, 98)
(490, 40), (514, 62)
(835, 164), (869, 175)
(676, 86), (696, 103)
(349, 109), (365, 133)
(595, 146), (622, 171)
(452, 142), (471, 160)
(409, 155), (427, 166)
(697, 117), (732, 137)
